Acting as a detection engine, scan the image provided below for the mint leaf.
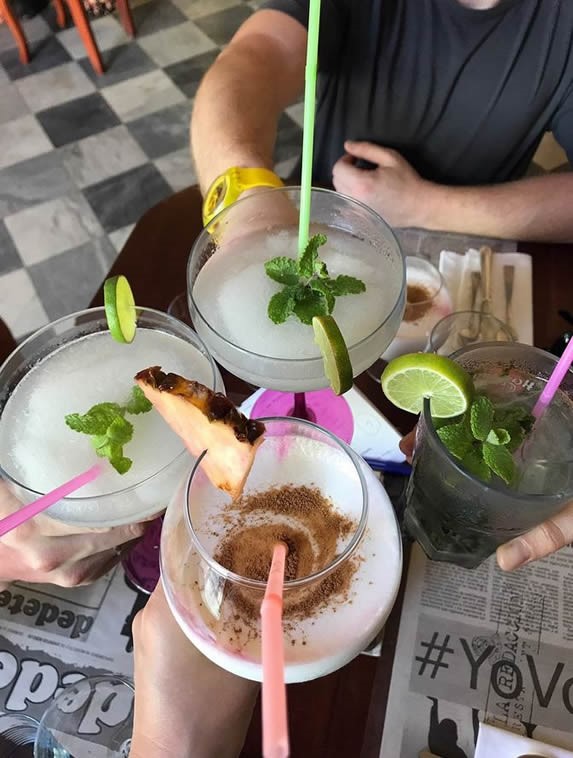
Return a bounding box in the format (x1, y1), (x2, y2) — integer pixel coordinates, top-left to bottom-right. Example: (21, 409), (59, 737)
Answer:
(268, 287), (296, 324)
(293, 288), (329, 325)
(66, 389), (150, 476)
(313, 259), (329, 278)
(111, 456), (132, 475)
(329, 275), (366, 296)
(505, 422), (526, 453)
(470, 396), (494, 441)
(436, 421), (473, 460)
(107, 416), (133, 444)
(264, 257), (300, 286)
(65, 402), (124, 435)
(462, 448), (491, 481)
(298, 233), (327, 278)
(125, 385), (152, 415)
(486, 427), (511, 446)
(309, 278), (335, 313)
(483, 442), (516, 485)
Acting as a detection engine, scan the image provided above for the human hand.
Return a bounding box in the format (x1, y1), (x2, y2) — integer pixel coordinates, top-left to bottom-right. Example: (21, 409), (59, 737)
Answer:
(130, 581), (258, 758)
(496, 503), (573, 571)
(0, 480), (146, 588)
(332, 141), (433, 228)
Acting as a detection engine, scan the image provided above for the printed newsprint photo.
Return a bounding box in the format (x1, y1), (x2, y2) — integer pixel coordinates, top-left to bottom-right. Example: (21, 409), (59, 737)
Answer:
(381, 544), (573, 757)
(0, 566), (143, 755)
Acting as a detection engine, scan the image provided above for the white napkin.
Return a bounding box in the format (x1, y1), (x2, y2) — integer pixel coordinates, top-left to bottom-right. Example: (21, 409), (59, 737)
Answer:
(476, 723), (573, 757)
(438, 249), (534, 345)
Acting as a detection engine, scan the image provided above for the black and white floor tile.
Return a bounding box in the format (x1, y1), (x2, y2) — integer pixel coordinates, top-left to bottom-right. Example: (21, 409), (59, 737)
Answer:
(0, 0), (304, 339)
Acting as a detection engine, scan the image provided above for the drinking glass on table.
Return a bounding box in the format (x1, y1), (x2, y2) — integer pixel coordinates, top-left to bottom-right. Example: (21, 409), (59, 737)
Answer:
(405, 342), (573, 568)
(427, 310), (516, 355)
(34, 675), (133, 757)
(0, 307), (223, 593)
(161, 416), (402, 683)
(187, 186), (405, 440)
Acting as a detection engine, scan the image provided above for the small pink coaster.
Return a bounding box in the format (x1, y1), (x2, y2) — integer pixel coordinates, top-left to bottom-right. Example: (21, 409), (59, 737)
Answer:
(251, 389), (354, 444)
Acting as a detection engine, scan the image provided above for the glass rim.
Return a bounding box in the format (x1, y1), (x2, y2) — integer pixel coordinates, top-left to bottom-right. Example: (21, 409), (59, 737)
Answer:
(428, 309), (515, 350)
(188, 185), (406, 365)
(404, 256), (445, 306)
(0, 306), (218, 501)
(183, 415), (370, 590)
(424, 341), (573, 499)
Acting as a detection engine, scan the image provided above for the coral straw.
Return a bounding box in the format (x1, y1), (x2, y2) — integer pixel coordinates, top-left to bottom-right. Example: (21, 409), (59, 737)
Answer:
(0, 463), (103, 538)
(260, 541), (289, 758)
(532, 338), (573, 419)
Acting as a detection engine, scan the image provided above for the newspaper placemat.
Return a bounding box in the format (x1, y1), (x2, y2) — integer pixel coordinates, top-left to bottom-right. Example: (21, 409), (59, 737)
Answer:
(0, 566), (142, 752)
(380, 544), (573, 757)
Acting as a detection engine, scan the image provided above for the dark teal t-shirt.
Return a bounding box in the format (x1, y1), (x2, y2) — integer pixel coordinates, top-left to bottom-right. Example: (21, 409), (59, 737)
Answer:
(262, 0), (573, 186)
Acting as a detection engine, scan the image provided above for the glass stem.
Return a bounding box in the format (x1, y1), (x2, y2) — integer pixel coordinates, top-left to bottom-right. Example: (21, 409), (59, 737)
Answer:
(291, 392), (311, 420)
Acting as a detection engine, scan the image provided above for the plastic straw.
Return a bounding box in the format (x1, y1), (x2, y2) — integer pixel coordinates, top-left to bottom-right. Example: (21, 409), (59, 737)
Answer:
(260, 542), (289, 758)
(298, 0), (322, 255)
(532, 338), (573, 419)
(0, 463), (103, 538)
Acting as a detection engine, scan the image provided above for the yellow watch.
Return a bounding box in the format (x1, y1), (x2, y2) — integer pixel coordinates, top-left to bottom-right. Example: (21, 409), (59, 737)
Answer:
(202, 167), (284, 226)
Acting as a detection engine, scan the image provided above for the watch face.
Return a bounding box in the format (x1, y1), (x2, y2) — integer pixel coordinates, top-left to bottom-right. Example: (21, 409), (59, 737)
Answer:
(205, 176), (227, 220)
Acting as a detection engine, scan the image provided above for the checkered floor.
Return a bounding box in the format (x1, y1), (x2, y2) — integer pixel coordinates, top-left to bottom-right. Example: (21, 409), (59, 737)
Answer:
(0, 0), (303, 339)
(0, 0), (569, 341)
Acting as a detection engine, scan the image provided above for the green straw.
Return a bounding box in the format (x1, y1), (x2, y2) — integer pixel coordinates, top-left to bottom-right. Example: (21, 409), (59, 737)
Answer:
(298, 0), (322, 256)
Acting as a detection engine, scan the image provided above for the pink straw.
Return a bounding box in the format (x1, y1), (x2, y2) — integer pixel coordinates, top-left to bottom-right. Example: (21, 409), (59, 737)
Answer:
(260, 541), (289, 758)
(533, 338), (573, 419)
(0, 463), (104, 538)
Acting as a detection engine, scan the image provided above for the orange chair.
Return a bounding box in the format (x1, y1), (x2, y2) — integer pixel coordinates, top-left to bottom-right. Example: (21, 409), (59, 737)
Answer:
(0, 0), (135, 74)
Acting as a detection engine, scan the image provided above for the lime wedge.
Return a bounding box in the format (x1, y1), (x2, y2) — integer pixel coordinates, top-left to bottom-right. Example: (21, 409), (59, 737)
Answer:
(104, 275), (136, 344)
(381, 353), (474, 417)
(313, 315), (353, 395)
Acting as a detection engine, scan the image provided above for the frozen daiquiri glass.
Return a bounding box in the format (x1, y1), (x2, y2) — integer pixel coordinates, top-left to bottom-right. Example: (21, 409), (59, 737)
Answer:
(404, 342), (573, 569)
(0, 308), (223, 585)
(187, 186), (405, 434)
(161, 417), (402, 683)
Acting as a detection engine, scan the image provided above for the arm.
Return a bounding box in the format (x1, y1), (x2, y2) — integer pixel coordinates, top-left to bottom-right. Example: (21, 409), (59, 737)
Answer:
(191, 10), (307, 193)
(130, 582), (258, 758)
(422, 172), (573, 243)
(335, 142), (573, 243)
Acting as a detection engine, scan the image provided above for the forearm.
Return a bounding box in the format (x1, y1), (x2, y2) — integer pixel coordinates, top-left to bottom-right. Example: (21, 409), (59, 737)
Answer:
(421, 172), (573, 243)
(191, 11), (305, 193)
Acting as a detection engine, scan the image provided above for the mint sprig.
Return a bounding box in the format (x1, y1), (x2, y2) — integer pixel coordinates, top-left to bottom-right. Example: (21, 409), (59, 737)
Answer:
(65, 386), (152, 474)
(436, 395), (533, 486)
(266, 233), (366, 325)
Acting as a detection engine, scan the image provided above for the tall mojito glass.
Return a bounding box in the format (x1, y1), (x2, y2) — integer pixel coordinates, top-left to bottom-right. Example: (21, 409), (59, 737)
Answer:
(0, 307), (222, 530)
(404, 343), (573, 569)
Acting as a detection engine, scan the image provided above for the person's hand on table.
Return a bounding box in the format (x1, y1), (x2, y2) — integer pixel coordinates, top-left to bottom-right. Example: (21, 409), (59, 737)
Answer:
(332, 141), (434, 229)
(0, 480), (146, 588)
(398, 430), (573, 571)
(130, 581), (258, 758)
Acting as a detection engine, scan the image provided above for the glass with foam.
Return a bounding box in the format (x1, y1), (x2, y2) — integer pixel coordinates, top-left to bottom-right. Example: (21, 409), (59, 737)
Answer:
(161, 417), (402, 682)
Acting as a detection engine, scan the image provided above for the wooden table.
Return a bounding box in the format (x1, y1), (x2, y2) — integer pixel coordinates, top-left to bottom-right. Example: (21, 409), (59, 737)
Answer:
(1, 187), (571, 757)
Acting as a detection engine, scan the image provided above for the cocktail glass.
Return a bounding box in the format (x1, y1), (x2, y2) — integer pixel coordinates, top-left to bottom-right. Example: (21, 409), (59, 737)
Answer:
(0, 307), (223, 593)
(427, 310), (515, 355)
(161, 416), (402, 682)
(187, 187), (405, 441)
(404, 342), (573, 568)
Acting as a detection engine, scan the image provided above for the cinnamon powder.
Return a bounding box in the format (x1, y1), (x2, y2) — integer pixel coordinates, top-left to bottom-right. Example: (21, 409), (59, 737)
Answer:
(404, 283), (433, 322)
(214, 484), (358, 624)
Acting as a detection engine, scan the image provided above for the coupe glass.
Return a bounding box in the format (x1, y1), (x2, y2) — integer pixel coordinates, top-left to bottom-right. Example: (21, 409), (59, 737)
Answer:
(0, 307), (223, 594)
(161, 417), (402, 683)
(187, 187), (405, 440)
